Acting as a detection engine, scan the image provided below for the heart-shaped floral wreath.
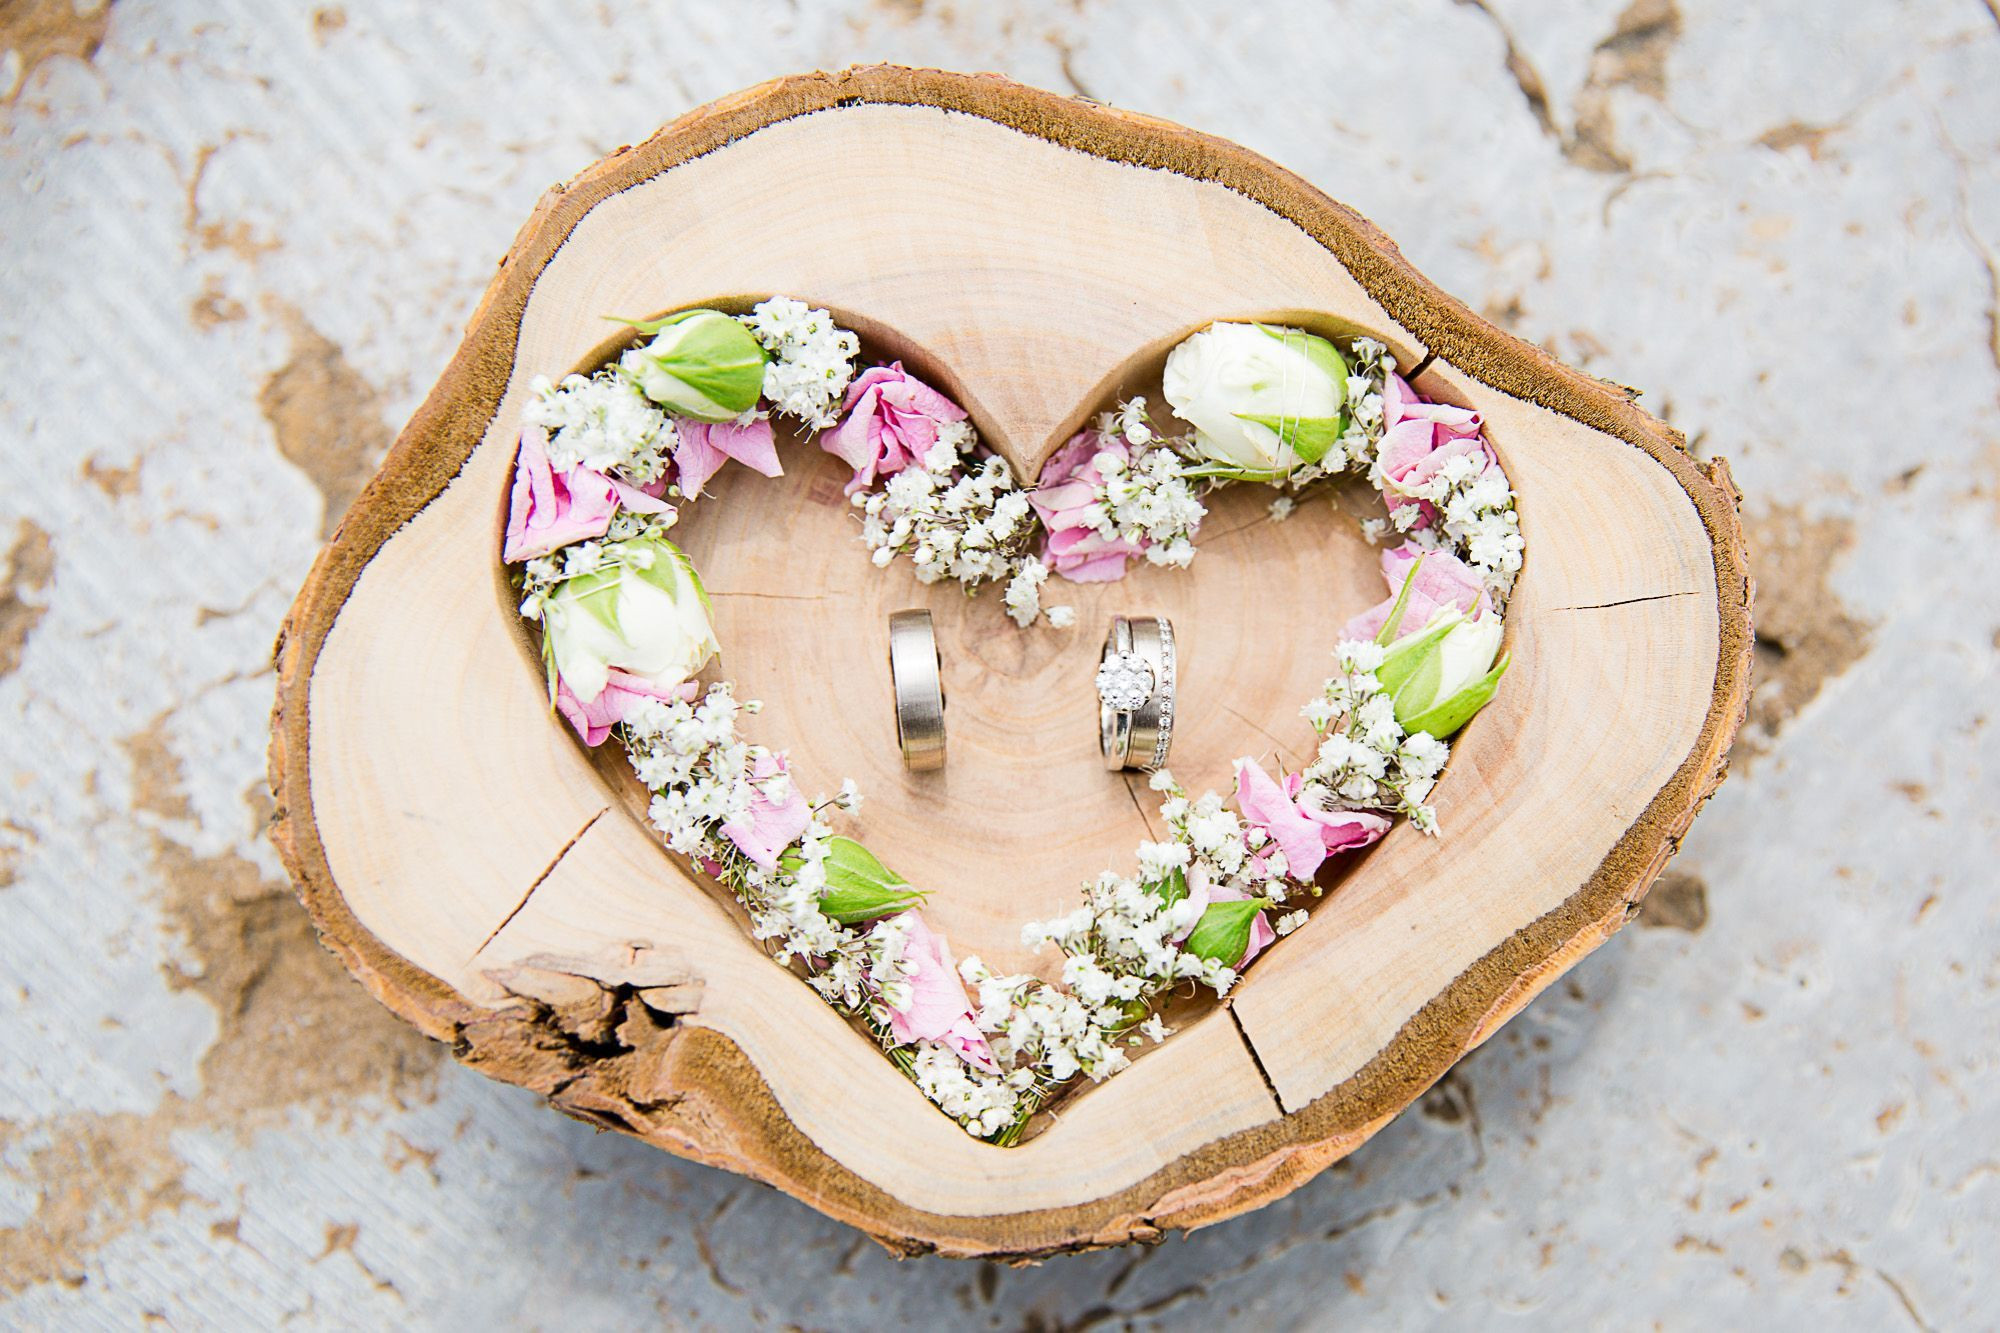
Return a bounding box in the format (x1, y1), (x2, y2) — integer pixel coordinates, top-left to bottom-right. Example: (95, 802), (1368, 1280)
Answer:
(502, 298), (1523, 1143)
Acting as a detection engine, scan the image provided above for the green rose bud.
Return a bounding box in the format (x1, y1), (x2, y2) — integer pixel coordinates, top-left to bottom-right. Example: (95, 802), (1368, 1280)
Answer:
(617, 308), (768, 422)
(1376, 604), (1508, 740)
(782, 836), (927, 925)
(540, 536), (718, 704)
(1184, 898), (1271, 968)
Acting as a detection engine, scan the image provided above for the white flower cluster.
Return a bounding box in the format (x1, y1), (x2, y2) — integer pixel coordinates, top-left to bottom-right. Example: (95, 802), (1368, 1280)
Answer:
(1300, 639), (1452, 834)
(1332, 336), (1395, 470)
(514, 514), (678, 621)
(740, 297), (860, 429)
(908, 1045), (1036, 1140)
(856, 421), (1069, 627)
(1003, 556), (1069, 629)
(1076, 397), (1206, 568)
(524, 369), (676, 481)
(1391, 456), (1525, 603)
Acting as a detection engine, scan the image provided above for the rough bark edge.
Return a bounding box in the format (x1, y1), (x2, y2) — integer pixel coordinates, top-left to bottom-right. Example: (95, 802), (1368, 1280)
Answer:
(265, 66), (1753, 1260)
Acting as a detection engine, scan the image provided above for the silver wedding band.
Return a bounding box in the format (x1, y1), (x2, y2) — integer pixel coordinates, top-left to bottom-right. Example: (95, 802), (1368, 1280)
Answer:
(1097, 615), (1176, 772)
(888, 609), (946, 771)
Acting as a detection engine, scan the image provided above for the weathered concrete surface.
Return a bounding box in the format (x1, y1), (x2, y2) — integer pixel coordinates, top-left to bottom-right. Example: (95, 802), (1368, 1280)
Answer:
(2, 1), (1994, 1326)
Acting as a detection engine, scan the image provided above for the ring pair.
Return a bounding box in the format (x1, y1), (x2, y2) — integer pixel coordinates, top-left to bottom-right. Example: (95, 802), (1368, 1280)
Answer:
(887, 611), (1177, 774)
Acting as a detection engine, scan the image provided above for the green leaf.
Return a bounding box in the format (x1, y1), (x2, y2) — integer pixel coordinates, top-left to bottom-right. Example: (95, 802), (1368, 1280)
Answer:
(1233, 411), (1340, 465)
(614, 309), (767, 419)
(569, 572), (627, 638)
(817, 880), (927, 926)
(1184, 899), (1269, 967)
(782, 837), (927, 926)
(683, 549), (713, 617)
(1375, 609), (1459, 695)
(1178, 461), (1288, 483)
(607, 308), (709, 336)
(639, 538), (711, 617)
(1374, 553), (1428, 647)
(1249, 322), (1349, 419)
(1145, 865), (1189, 907)
(1399, 653), (1509, 740)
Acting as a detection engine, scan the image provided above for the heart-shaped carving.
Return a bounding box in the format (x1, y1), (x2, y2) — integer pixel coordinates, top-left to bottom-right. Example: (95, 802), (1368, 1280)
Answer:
(522, 303), (1441, 1143)
(547, 309), (1412, 988)
(271, 68), (1751, 1260)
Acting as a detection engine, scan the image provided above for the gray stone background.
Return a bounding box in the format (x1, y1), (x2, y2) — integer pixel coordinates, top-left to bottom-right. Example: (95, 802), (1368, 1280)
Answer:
(3, 0), (1995, 1327)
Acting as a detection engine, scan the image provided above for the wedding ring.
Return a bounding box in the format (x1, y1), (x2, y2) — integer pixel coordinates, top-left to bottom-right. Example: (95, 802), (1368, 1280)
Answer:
(888, 609), (946, 770)
(1097, 615), (1176, 773)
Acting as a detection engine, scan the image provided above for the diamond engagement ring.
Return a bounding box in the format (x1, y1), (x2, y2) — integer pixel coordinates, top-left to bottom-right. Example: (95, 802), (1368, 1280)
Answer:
(1097, 615), (1176, 772)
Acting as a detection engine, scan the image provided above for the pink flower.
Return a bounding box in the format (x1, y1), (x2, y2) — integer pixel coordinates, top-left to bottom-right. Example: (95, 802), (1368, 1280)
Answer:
(1342, 542), (1493, 643)
(822, 362), (967, 494)
(1030, 429), (1148, 582)
(672, 418), (782, 495)
(1375, 374), (1496, 531)
(719, 753), (811, 872)
(1234, 757), (1390, 882)
(553, 670), (695, 747)
(504, 425), (674, 563)
(882, 912), (999, 1073)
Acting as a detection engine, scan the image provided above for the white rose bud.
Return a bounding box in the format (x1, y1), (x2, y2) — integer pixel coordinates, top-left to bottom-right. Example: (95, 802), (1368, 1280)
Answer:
(1162, 322), (1348, 478)
(540, 536), (719, 704)
(618, 308), (768, 422)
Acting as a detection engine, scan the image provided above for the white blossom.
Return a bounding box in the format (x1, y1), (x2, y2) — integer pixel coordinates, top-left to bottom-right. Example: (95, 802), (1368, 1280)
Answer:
(739, 297), (860, 429)
(524, 369), (675, 481)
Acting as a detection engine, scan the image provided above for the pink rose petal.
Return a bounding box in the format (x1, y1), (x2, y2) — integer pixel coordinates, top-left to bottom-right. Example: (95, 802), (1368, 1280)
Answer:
(672, 418), (782, 495)
(1030, 428), (1154, 582)
(554, 670), (694, 746)
(719, 752), (811, 872)
(504, 426), (675, 563)
(1235, 757), (1336, 880)
(823, 362), (967, 494)
(1342, 542), (1494, 643)
(883, 912), (998, 1072)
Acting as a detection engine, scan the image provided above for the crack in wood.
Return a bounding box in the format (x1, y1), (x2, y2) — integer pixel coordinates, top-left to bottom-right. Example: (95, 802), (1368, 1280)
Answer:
(1554, 589), (1700, 611)
(1222, 704), (1296, 764)
(1120, 774), (1161, 840)
(467, 807), (609, 963)
(1227, 1004), (1286, 1116)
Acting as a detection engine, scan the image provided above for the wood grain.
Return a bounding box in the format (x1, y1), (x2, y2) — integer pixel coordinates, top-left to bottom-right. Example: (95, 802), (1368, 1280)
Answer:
(268, 67), (1751, 1259)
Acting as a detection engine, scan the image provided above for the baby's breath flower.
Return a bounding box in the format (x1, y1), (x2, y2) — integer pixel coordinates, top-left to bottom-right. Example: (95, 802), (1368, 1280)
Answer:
(740, 297), (859, 429)
(525, 370), (675, 481)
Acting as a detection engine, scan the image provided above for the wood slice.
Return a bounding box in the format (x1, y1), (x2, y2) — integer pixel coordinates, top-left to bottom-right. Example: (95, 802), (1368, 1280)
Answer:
(268, 66), (1752, 1260)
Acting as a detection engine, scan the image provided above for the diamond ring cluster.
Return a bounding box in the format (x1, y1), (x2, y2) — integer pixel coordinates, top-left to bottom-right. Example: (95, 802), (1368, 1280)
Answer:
(1095, 651), (1157, 712)
(1097, 616), (1177, 773)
